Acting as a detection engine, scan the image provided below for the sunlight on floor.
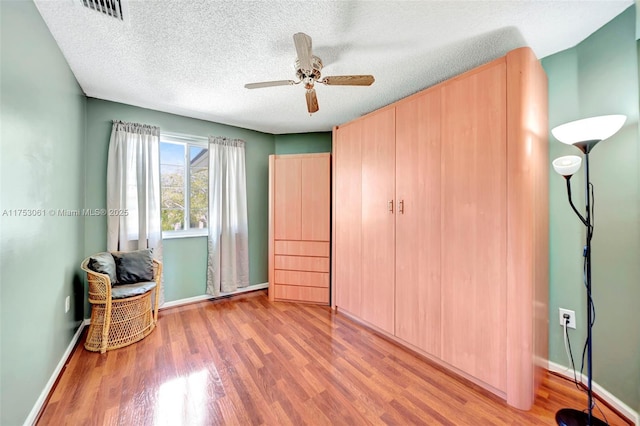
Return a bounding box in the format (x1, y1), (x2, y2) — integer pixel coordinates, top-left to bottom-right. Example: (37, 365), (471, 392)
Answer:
(155, 369), (208, 425)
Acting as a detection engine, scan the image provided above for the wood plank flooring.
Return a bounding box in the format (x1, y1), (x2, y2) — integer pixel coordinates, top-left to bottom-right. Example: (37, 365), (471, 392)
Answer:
(38, 290), (631, 425)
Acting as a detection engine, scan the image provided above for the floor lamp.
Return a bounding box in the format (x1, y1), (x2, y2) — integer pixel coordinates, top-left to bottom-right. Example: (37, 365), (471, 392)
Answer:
(551, 114), (626, 426)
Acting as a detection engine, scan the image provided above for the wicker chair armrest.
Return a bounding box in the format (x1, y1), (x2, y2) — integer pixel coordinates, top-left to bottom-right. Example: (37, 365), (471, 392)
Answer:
(152, 259), (163, 288)
(81, 257), (112, 303)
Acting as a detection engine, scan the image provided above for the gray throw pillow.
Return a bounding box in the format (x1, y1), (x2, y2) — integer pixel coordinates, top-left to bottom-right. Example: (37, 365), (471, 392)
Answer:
(112, 249), (154, 284)
(87, 252), (118, 284)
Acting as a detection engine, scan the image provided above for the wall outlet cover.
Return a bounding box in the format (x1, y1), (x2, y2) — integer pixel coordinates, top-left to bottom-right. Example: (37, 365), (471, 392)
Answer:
(559, 308), (576, 329)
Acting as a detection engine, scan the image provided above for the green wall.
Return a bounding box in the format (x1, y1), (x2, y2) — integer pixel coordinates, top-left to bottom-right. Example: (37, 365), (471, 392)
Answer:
(274, 132), (332, 154)
(85, 99), (275, 303)
(542, 5), (640, 411)
(0, 2), (87, 425)
(162, 237), (209, 302)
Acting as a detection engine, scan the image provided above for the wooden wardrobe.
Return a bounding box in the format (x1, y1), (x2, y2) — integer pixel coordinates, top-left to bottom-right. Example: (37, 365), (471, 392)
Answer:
(332, 47), (549, 410)
(268, 153), (331, 305)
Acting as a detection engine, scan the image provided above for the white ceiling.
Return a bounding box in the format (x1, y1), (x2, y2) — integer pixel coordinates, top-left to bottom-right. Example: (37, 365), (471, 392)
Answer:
(34, 0), (633, 135)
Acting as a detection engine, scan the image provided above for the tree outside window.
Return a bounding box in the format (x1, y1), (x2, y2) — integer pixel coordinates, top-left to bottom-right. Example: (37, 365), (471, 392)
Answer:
(160, 136), (208, 235)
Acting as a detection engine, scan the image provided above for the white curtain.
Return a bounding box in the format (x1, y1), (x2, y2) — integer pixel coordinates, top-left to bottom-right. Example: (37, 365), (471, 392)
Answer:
(206, 136), (249, 296)
(106, 120), (164, 303)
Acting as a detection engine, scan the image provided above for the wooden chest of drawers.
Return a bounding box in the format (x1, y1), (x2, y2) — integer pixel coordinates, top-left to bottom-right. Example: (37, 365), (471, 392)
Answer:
(268, 154), (330, 304)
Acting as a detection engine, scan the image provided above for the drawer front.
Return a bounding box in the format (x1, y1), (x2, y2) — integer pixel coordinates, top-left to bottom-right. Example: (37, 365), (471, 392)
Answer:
(274, 270), (329, 288)
(274, 255), (329, 273)
(273, 285), (329, 304)
(274, 240), (329, 257)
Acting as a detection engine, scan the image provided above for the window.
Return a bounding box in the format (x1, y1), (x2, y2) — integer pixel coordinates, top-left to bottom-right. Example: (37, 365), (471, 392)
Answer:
(160, 133), (209, 237)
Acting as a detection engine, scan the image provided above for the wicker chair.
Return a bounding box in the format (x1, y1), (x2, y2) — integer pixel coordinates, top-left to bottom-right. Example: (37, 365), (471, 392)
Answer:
(81, 256), (162, 353)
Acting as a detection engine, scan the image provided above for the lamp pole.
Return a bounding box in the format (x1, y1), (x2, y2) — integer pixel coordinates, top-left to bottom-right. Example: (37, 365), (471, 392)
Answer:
(552, 114), (626, 426)
(583, 148), (594, 425)
(555, 140), (608, 426)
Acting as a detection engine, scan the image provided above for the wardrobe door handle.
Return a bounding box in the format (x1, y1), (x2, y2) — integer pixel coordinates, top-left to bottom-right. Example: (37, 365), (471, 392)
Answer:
(388, 200), (394, 213)
(399, 199), (404, 214)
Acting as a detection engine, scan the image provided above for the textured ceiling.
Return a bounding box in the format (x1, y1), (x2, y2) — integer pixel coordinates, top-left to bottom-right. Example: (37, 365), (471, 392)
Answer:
(34, 0), (632, 134)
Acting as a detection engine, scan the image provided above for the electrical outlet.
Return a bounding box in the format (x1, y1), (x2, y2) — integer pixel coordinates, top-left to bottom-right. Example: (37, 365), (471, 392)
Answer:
(559, 308), (576, 329)
(65, 296), (70, 313)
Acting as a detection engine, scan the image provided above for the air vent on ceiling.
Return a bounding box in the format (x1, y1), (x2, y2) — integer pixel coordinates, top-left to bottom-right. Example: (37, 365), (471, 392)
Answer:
(81, 0), (124, 21)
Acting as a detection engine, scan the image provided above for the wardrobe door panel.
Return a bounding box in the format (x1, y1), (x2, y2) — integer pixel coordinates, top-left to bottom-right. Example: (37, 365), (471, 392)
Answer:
(395, 89), (442, 357)
(334, 122), (363, 316)
(301, 156), (330, 241)
(361, 108), (396, 334)
(441, 61), (507, 391)
(274, 158), (302, 241)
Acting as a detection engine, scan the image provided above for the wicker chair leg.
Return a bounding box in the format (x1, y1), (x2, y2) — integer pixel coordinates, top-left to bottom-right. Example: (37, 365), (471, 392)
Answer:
(152, 261), (162, 326)
(153, 288), (159, 326)
(101, 302), (112, 354)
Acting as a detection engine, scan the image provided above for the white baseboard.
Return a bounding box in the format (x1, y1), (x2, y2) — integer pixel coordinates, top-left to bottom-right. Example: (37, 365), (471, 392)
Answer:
(24, 319), (90, 426)
(160, 282), (268, 310)
(220, 282), (268, 297)
(548, 361), (639, 425)
(160, 294), (213, 309)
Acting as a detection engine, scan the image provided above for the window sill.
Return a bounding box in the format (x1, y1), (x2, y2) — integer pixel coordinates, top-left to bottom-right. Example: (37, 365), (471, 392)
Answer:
(162, 230), (208, 240)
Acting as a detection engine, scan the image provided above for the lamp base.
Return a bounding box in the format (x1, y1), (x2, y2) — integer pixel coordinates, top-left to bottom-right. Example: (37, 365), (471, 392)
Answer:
(556, 408), (607, 426)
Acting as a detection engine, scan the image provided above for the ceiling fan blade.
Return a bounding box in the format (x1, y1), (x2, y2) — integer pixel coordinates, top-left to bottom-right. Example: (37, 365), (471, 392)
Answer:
(293, 32), (313, 74)
(321, 75), (375, 86)
(306, 89), (319, 114)
(244, 80), (297, 89)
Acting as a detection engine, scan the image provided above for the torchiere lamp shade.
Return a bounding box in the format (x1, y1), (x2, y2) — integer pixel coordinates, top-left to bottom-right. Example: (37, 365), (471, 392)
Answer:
(552, 155), (582, 177)
(551, 114), (626, 145)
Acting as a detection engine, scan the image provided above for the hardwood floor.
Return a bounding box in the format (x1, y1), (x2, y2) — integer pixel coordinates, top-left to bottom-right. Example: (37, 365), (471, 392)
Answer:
(38, 290), (631, 425)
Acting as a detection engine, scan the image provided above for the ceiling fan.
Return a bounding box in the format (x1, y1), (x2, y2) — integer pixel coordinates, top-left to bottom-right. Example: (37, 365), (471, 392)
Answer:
(244, 32), (375, 114)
